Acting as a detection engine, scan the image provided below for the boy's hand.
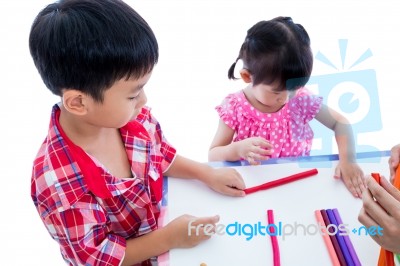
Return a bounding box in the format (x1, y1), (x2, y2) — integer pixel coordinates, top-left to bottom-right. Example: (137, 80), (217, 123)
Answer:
(388, 144), (400, 182)
(334, 161), (365, 198)
(165, 214), (220, 249)
(236, 137), (273, 165)
(205, 168), (246, 197)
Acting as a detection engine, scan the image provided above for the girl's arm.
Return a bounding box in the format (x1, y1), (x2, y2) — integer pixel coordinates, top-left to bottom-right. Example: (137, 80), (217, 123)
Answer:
(315, 104), (356, 162)
(315, 104), (364, 197)
(208, 120), (240, 161)
(208, 120), (272, 164)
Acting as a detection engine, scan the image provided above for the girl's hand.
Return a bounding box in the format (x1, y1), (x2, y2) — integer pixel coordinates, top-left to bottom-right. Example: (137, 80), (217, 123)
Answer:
(165, 214), (220, 249)
(388, 144), (400, 182)
(236, 137), (273, 165)
(334, 161), (365, 198)
(205, 168), (246, 197)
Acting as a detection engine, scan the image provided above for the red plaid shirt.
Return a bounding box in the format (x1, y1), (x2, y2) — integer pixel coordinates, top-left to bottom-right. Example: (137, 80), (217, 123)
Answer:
(31, 104), (176, 266)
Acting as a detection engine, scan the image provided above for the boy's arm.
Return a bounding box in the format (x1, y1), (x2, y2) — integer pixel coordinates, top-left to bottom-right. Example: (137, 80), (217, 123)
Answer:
(164, 155), (246, 197)
(122, 214), (219, 265)
(315, 104), (365, 197)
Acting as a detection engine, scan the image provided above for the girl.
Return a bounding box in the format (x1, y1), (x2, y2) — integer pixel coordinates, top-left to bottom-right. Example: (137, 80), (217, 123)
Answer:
(208, 16), (364, 198)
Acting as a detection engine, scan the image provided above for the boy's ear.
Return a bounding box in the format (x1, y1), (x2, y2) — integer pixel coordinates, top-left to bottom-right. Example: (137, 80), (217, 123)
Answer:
(62, 90), (89, 116)
(239, 69), (252, 83)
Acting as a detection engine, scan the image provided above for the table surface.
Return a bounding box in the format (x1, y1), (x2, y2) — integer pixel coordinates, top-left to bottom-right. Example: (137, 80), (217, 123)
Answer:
(162, 151), (392, 266)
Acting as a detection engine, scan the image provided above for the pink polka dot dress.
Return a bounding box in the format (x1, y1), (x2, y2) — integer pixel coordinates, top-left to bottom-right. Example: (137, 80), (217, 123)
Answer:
(216, 88), (323, 158)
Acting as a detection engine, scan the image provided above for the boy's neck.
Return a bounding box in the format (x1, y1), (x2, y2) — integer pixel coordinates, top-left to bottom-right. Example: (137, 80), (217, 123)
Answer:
(58, 105), (116, 152)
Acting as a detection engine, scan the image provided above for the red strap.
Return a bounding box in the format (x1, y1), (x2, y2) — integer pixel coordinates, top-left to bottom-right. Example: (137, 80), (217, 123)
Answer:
(55, 109), (112, 199)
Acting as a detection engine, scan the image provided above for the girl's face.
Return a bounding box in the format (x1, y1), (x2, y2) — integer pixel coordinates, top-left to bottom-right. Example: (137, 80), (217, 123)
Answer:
(251, 83), (291, 113)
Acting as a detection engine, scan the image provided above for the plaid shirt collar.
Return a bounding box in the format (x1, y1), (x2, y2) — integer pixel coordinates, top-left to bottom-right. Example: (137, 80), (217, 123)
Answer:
(46, 104), (155, 207)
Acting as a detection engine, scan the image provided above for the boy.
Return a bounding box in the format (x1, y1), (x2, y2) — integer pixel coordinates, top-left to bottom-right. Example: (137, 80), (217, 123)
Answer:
(29, 0), (245, 265)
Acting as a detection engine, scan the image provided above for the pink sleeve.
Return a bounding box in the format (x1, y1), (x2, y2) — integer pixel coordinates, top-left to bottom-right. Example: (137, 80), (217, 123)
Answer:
(290, 88), (323, 123)
(215, 93), (239, 130)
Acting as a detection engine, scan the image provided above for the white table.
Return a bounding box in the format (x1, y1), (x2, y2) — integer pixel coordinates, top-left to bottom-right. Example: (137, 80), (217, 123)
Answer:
(162, 151), (391, 266)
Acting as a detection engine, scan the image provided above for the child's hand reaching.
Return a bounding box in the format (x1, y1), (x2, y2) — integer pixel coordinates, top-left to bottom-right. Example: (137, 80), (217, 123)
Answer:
(334, 161), (365, 198)
(164, 214), (220, 249)
(204, 168), (246, 197)
(236, 137), (273, 165)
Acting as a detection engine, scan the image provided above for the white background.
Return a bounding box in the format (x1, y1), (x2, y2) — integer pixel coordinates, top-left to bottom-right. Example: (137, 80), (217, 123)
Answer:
(0, 0), (399, 265)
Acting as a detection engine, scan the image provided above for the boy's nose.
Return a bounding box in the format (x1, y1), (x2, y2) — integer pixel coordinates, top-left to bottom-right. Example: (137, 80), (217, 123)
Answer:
(139, 91), (148, 107)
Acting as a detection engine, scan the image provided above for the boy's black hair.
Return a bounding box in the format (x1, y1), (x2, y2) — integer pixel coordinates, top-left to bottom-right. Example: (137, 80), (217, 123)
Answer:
(29, 0), (158, 102)
(228, 16), (313, 91)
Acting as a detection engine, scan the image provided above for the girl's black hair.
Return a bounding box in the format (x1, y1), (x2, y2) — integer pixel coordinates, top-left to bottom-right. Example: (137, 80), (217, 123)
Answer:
(29, 0), (158, 102)
(228, 16), (313, 91)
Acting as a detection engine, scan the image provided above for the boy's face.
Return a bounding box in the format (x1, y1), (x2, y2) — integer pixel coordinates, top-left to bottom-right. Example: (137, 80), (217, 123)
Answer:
(86, 72), (152, 128)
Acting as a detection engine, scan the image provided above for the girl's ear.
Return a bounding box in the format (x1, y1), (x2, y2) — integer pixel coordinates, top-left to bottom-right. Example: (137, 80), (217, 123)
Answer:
(239, 69), (252, 83)
(62, 90), (89, 116)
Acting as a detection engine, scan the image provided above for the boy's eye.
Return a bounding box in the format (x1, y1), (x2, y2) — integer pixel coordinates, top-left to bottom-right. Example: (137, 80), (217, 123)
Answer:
(128, 91), (141, 100)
